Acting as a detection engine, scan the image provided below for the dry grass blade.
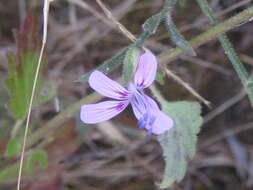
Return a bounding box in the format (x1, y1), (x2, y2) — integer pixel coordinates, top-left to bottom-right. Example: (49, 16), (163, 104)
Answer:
(95, 0), (136, 42)
(204, 90), (246, 124)
(16, 0), (53, 189)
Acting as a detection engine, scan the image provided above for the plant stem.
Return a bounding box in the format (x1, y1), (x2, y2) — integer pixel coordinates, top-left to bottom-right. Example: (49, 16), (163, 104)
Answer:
(195, 0), (253, 106)
(159, 5), (253, 64)
(11, 120), (24, 138)
(27, 93), (101, 147)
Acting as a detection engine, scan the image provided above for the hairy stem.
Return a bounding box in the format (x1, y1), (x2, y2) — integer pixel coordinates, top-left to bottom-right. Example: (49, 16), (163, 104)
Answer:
(195, 0), (253, 106)
(159, 5), (253, 64)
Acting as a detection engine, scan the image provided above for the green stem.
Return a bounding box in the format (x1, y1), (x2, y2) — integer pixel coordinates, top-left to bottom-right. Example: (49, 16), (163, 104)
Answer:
(196, 0), (253, 106)
(11, 120), (24, 138)
(159, 5), (253, 64)
(27, 93), (101, 147)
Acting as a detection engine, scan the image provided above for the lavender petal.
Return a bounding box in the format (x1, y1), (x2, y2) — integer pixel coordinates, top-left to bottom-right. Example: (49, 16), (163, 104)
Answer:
(131, 94), (173, 135)
(151, 111), (174, 135)
(80, 100), (129, 124)
(134, 50), (158, 88)
(89, 70), (131, 100)
(144, 95), (173, 135)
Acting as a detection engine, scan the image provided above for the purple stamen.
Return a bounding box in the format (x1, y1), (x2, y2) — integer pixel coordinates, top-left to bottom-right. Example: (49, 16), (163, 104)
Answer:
(138, 119), (146, 129)
(146, 128), (153, 136)
(138, 113), (148, 129)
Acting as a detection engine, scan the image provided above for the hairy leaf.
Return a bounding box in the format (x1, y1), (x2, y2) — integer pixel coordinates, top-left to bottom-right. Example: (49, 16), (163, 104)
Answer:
(4, 13), (46, 119)
(123, 46), (140, 83)
(157, 101), (202, 188)
(143, 9), (169, 34)
(164, 15), (196, 56)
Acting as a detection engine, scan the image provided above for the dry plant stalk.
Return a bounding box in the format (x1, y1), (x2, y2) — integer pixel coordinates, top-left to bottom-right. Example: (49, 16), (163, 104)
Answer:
(16, 0), (54, 189)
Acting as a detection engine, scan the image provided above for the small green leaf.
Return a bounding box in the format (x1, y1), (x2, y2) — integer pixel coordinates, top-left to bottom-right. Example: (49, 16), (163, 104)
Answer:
(143, 10), (167, 34)
(5, 138), (21, 157)
(79, 47), (129, 83)
(5, 52), (44, 119)
(157, 101), (203, 188)
(164, 15), (196, 56)
(26, 150), (48, 171)
(123, 46), (141, 83)
(156, 68), (166, 85)
(0, 163), (18, 182)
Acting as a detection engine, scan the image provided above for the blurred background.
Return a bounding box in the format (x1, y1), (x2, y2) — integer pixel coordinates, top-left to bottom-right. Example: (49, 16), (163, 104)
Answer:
(1, 0), (253, 189)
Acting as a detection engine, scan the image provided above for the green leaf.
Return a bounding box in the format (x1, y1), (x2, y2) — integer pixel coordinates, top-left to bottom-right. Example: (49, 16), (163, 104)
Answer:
(142, 8), (169, 34)
(164, 15), (196, 56)
(123, 46), (140, 83)
(5, 138), (21, 157)
(156, 68), (166, 85)
(5, 52), (44, 119)
(4, 14), (46, 119)
(79, 47), (129, 83)
(157, 101), (203, 188)
(0, 162), (19, 182)
(26, 150), (48, 171)
(0, 150), (48, 183)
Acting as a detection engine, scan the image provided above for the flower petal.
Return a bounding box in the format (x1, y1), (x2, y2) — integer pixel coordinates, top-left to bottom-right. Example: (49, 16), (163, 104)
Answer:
(80, 100), (129, 124)
(151, 111), (174, 135)
(131, 94), (173, 135)
(131, 94), (160, 119)
(134, 50), (158, 88)
(130, 95), (146, 120)
(89, 70), (131, 100)
(144, 95), (173, 135)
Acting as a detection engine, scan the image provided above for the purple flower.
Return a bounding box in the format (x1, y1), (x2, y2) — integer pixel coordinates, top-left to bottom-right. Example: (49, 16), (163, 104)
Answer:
(80, 50), (173, 135)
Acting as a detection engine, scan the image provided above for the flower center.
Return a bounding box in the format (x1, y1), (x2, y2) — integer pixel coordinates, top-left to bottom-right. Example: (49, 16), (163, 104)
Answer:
(128, 83), (156, 135)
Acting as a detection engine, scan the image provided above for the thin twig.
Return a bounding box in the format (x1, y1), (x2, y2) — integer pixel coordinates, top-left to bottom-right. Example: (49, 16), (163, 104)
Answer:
(165, 68), (211, 107)
(200, 121), (253, 149)
(16, 0), (53, 189)
(95, 0), (136, 42)
(204, 90), (246, 124)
